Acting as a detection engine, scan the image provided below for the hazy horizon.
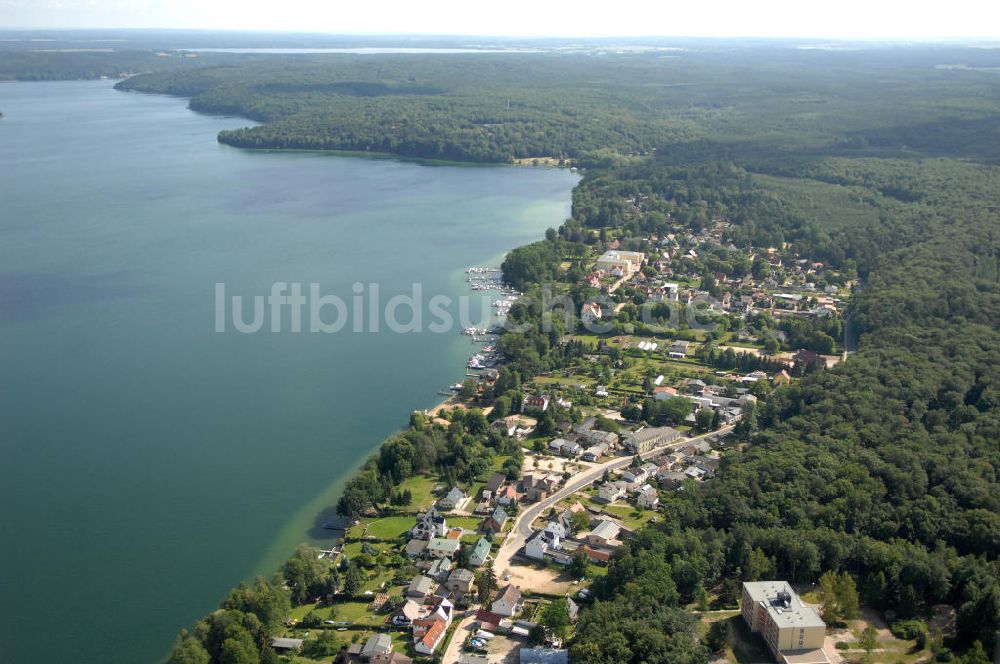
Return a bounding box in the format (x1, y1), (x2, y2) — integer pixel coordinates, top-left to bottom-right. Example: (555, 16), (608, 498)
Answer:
(1, 0), (998, 41)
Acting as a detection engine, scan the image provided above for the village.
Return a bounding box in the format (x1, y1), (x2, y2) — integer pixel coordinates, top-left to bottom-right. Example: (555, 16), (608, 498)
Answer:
(265, 222), (862, 664)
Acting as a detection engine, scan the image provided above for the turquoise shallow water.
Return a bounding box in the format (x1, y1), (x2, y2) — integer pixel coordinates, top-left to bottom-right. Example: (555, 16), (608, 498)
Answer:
(0, 80), (576, 664)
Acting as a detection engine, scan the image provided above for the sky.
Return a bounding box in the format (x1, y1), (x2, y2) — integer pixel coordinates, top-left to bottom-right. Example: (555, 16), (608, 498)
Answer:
(1, 0), (999, 40)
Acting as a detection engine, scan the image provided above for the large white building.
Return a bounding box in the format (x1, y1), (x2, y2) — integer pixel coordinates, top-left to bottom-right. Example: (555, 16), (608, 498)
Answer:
(595, 250), (645, 277)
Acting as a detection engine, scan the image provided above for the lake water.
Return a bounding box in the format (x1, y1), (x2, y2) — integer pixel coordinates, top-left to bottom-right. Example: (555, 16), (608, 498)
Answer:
(0, 80), (577, 664)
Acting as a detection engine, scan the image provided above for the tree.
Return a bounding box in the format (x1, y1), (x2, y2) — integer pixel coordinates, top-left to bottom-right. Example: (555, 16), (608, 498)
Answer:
(460, 378), (479, 399)
(167, 630), (210, 664)
(301, 631), (342, 659)
(528, 624), (549, 646)
(704, 619), (733, 653)
(857, 626), (878, 659)
(819, 570), (859, 625)
(540, 598), (572, 640)
(477, 561), (498, 604)
(570, 510), (591, 535)
(695, 408), (714, 432)
(343, 562), (365, 596)
(570, 550), (589, 579)
(219, 628), (259, 664)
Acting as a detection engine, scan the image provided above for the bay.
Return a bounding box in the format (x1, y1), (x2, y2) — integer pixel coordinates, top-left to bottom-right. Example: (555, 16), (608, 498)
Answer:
(0, 80), (577, 664)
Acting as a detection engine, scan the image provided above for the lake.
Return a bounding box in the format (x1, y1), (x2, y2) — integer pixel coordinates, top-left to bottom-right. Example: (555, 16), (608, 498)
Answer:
(0, 80), (577, 664)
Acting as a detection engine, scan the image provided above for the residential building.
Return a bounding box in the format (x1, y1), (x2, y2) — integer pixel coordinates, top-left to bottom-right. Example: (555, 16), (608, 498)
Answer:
(580, 302), (602, 323)
(587, 520), (621, 546)
(413, 618), (447, 655)
(447, 568), (476, 594)
(469, 537), (492, 567)
(523, 394), (550, 413)
(597, 481), (627, 503)
(624, 426), (680, 454)
(406, 575), (437, 600)
(484, 506), (509, 533)
(409, 508), (447, 541)
(637, 484), (660, 509)
(360, 633), (393, 661)
(270, 638), (303, 654)
(371, 653), (412, 664)
(437, 487), (467, 511)
(741, 581), (828, 664)
(582, 443), (608, 462)
(525, 532), (551, 561)
(491, 585), (523, 617)
(427, 537), (462, 559)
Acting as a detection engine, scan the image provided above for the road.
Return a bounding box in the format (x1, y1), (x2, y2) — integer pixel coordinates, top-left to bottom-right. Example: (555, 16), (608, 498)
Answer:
(493, 426), (734, 576)
(440, 612), (476, 664)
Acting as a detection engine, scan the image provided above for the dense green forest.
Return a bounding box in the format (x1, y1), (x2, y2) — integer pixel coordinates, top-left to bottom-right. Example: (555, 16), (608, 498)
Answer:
(71, 43), (1000, 662)
(112, 46), (1000, 166)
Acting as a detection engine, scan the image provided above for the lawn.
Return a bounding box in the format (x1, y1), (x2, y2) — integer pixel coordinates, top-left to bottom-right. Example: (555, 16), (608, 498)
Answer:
(349, 515), (414, 540)
(393, 475), (439, 512)
(587, 499), (659, 530)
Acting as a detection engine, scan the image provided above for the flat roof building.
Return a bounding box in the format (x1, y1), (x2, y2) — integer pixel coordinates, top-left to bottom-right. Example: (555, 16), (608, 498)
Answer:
(741, 581), (828, 664)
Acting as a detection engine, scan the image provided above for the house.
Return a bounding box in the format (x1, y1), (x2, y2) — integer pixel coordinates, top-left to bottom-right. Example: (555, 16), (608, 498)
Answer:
(659, 470), (687, 490)
(484, 506), (509, 533)
(426, 558), (452, 581)
(621, 467), (649, 485)
(583, 273), (601, 288)
(587, 520), (622, 546)
(469, 537), (492, 567)
(522, 473), (558, 502)
(594, 385), (609, 397)
(427, 537), (462, 559)
(579, 428), (618, 447)
(393, 599), (425, 626)
(406, 575), (437, 600)
(741, 581), (828, 664)
(581, 544), (611, 564)
(447, 568), (476, 594)
(496, 484), (519, 506)
(437, 487), (467, 511)
(523, 394), (550, 413)
(624, 426), (680, 454)
(410, 508), (447, 541)
(404, 539), (429, 558)
(483, 472), (507, 500)
(525, 532), (552, 561)
(547, 438), (581, 457)
(491, 585), (523, 617)
(653, 386), (679, 400)
(519, 647), (570, 664)
(413, 618), (448, 655)
(361, 633), (393, 661)
(490, 417), (518, 437)
(371, 653), (413, 664)
(580, 302), (602, 325)
(668, 340), (690, 357)
(773, 369), (791, 386)
(597, 481), (627, 503)
(582, 443), (607, 462)
(637, 484), (660, 509)
(270, 638), (303, 654)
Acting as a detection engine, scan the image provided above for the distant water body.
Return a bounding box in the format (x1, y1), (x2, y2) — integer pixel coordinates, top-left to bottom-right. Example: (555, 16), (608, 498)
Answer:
(0, 80), (577, 664)
(181, 47), (541, 54)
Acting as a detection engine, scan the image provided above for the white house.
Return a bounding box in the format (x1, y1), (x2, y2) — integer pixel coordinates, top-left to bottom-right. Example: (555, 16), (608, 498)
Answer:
(437, 487), (467, 511)
(491, 585), (523, 617)
(637, 484), (660, 509)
